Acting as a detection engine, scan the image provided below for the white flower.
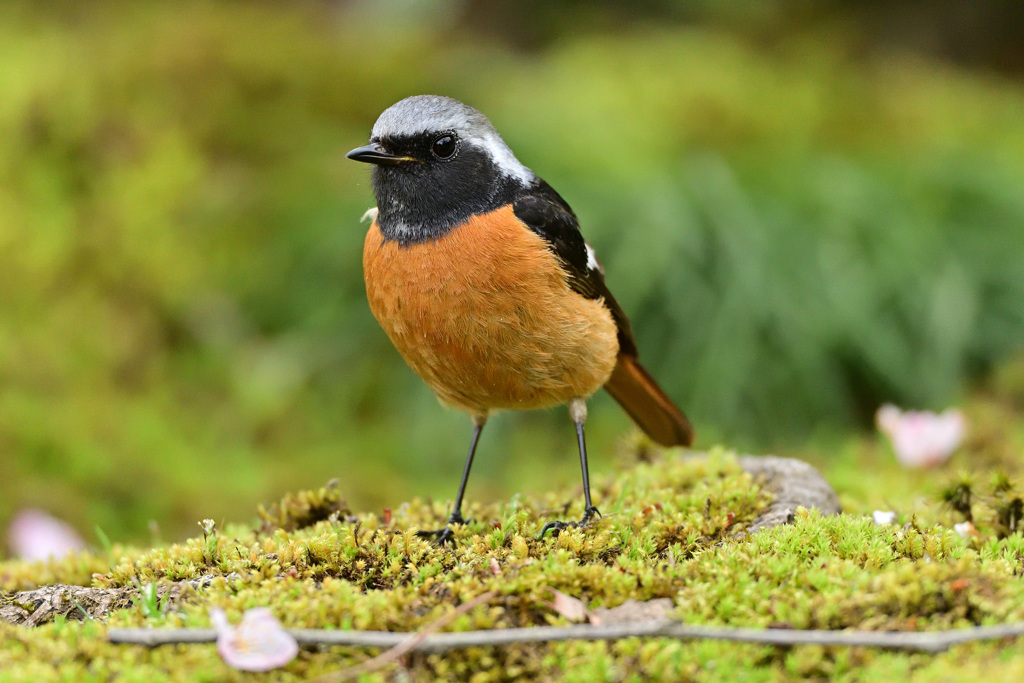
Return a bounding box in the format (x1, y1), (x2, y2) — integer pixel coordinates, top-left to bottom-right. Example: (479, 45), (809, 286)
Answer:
(875, 404), (965, 468)
(211, 607), (298, 672)
(872, 511), (897, 525)
(7, 509), (86, 561)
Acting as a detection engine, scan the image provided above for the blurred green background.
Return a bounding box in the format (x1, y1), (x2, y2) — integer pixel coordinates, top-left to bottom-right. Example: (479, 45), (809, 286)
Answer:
(2, 0), (1023, 546)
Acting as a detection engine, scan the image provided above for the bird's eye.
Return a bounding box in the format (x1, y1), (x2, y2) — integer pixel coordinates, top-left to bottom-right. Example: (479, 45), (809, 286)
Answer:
(431, 134), (457, 159)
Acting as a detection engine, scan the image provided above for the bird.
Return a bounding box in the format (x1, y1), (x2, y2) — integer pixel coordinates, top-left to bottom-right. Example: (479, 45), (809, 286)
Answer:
(347, 95), (694, 543)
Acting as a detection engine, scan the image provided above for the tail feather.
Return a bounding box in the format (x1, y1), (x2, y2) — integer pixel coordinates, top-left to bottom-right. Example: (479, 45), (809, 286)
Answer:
(604, 355), (694, 447)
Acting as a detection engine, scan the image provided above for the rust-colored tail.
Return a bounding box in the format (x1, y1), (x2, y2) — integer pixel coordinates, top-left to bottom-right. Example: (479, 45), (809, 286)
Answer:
(604, 355), (694, 447)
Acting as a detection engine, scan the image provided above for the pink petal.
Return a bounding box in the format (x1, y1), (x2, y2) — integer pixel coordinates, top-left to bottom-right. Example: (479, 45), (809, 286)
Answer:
(550, 589), (588, 623)
(876, 405), (965, 469)
(7, 508), (86, 561)
(872, 511), (897, 525)
(954, 521), (979, 539)
(210, 608), (230, 632)
(213, 607), (298, 672)
(875, 404), (902, 434)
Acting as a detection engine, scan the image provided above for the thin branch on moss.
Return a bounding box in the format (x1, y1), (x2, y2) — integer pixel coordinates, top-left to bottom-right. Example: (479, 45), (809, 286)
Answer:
(108, 618), (1024, 654)
(310, 590), (497, 683)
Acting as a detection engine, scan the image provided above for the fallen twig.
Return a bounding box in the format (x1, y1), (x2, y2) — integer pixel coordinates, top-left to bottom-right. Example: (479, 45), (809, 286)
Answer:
(108, 618), (1024, 654)
(308, 590), (496, 682)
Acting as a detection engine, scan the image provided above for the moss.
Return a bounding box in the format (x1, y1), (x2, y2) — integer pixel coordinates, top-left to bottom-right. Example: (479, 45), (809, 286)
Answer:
(255, 479), (352, 534)
(2, 444), (1024, 681)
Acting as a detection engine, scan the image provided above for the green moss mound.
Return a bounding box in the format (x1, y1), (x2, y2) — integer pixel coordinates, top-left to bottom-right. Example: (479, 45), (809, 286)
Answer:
(4, 447), (1024, 681)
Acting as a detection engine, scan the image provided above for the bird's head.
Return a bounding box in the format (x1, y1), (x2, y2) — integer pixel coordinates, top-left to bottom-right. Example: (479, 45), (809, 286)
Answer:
(347, 95), (534, 242)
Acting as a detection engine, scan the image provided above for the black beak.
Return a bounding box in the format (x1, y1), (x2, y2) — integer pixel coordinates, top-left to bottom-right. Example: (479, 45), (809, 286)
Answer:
(346, 143), (411, 166)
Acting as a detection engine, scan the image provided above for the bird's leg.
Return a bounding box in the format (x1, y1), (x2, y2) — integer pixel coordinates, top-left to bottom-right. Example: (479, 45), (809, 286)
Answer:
(540, 398), (602, 538)
(417, 415), (486, 545)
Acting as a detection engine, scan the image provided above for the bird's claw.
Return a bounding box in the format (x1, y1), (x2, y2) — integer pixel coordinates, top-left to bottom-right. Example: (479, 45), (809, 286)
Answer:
(415, 526), (458, 546)
(415, 512), (471, 546)
(538, 505), (601, 539)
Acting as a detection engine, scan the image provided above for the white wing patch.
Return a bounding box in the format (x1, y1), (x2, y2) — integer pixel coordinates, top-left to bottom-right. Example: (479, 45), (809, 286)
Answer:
(360, 207), (379, 223)
(585, 242), (603, 274)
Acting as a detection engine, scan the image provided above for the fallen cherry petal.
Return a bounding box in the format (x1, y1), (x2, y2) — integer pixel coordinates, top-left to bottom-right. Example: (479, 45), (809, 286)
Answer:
(211, 607), (298, 672)
(549, 588), (588, 623)
(876, 404), (965, 468)
(954, 521), (979, 539)
(872, 511), (897, 525)
(7, 508), (86, 561)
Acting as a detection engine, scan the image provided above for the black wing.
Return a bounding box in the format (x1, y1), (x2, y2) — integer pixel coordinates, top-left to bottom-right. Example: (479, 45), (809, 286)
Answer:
(512, 179), (638, 357)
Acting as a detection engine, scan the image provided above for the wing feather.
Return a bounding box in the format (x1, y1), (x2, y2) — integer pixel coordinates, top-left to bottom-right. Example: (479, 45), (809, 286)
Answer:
(512, 180), (637, 357)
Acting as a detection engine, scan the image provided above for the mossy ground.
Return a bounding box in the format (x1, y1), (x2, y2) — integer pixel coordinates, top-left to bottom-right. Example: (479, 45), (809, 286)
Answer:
(4, 382), (1024, 683)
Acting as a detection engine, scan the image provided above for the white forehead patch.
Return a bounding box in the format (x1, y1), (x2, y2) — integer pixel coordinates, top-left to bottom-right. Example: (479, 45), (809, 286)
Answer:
(370, 95), (533, 184)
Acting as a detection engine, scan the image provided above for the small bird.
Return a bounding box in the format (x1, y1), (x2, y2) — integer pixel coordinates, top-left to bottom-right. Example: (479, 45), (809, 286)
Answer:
(348, 95), (693, 543)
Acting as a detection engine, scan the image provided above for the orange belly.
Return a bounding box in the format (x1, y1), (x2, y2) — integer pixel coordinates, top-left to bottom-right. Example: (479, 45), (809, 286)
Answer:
(363, 206), (619, 417)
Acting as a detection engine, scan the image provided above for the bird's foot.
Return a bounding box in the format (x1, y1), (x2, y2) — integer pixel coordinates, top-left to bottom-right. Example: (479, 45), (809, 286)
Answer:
(415, 511), (470, 546)
(416, 525), (458, 546)
(538, 505), (601, 539)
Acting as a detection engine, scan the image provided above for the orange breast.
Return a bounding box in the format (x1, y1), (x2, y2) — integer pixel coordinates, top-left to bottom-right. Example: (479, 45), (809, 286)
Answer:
(363, 206), (619, 417)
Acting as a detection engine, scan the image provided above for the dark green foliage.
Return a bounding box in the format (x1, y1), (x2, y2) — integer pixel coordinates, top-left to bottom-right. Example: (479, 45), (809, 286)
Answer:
(937, 470), (1024, 540)
(1, 0), (1023, 544)
(942, 475), (976, 522)
(256, 480), (351, 534)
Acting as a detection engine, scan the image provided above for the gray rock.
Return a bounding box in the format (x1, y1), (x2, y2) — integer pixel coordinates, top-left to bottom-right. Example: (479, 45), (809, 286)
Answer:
(737, 455), (841, 532)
